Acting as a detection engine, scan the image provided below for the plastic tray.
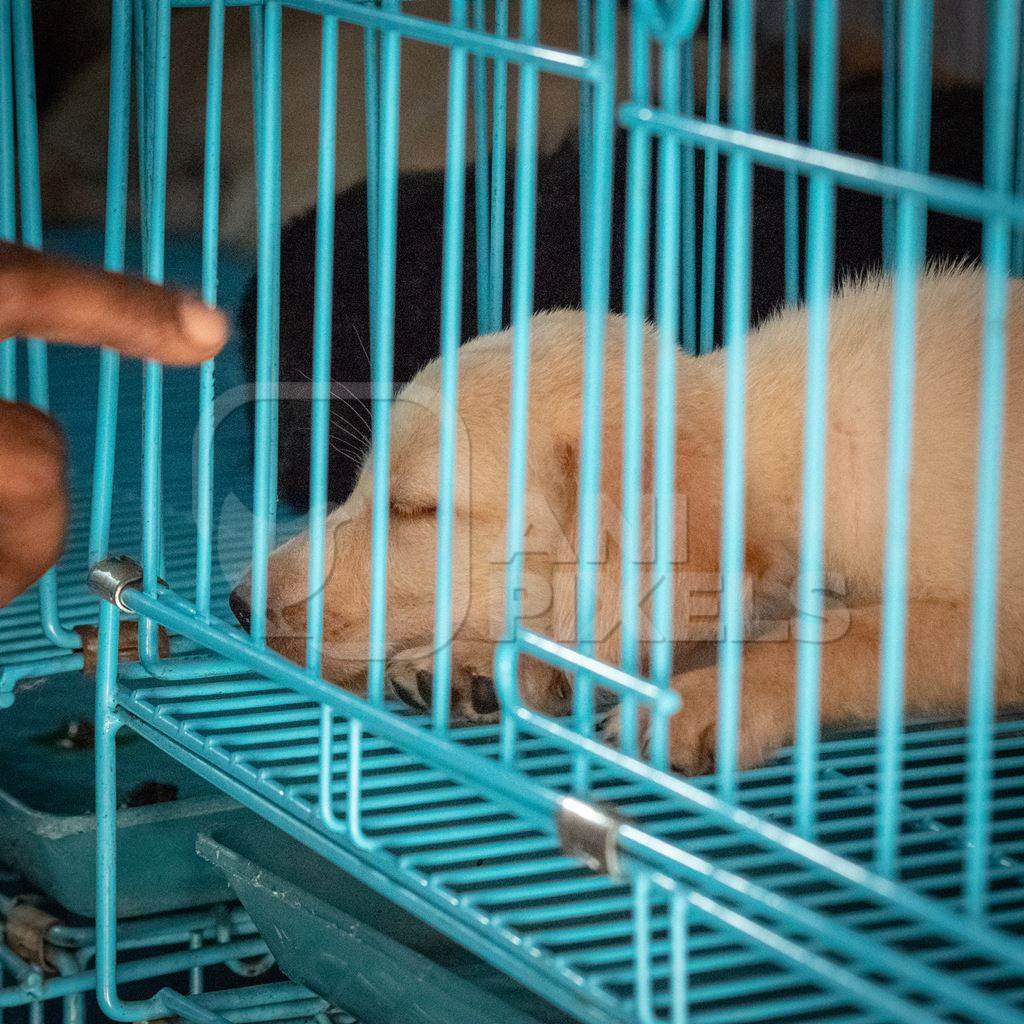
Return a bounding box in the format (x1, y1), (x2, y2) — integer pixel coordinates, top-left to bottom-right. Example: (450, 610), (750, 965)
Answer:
(0, 672), (263, 917)
(197, 833), (573, 1024)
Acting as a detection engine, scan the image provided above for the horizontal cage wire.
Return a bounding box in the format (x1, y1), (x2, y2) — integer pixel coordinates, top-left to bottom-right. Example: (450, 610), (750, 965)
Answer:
(1, 0), (1022, 1022)
(0, 882), (281, 1020)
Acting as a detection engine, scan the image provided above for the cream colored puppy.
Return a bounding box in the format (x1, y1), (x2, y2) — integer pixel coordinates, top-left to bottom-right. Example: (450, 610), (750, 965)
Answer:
(237, 265), (1023, 773)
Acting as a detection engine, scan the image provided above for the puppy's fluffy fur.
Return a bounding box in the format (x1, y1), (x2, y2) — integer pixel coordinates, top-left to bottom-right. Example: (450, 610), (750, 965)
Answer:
(243, 83), (984, 508)
(243, 265), (1023, 771)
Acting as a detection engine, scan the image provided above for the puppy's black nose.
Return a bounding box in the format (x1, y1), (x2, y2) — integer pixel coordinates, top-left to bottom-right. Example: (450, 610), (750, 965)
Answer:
(229, 587), (251, 632)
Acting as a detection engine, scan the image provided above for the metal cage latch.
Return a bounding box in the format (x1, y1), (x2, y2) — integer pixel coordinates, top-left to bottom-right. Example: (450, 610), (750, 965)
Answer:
(87, 555), (150, 612)
(557, 796), (624, 878)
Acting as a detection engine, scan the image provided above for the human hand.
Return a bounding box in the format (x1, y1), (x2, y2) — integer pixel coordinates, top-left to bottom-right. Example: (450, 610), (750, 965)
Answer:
(0, 241), (228, 607)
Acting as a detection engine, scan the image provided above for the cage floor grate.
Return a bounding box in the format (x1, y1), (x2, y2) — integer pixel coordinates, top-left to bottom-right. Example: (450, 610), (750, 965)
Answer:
(118, 670), (1024, 1024)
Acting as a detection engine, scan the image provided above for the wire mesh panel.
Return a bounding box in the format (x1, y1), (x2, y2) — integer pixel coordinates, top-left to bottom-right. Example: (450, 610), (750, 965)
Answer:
(0, 883), (273, 1024)
(0, 0), (92, 708)
(74, 0), (1024, 1021)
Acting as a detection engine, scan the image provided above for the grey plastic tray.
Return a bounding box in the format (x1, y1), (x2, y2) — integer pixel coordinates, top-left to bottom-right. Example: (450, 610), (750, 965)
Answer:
(197, 833), (573, 1024)
(0, 672), (258, 918)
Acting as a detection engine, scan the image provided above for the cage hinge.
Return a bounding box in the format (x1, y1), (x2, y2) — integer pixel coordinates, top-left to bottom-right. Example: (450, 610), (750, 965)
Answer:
(557, 796), (624, 878)
(4, 897), (60, 973)
(87, 555), (161, 612)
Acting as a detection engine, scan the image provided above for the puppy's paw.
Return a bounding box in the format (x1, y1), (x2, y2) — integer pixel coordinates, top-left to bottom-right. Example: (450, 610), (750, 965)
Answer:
(667, 669), (790, 775)
(387, 648), (500, 722)
(386, 651), (436, 712)
(665, 673), (720, 775)
(600, 669), (790, 775)
(599, 703), (652, 758)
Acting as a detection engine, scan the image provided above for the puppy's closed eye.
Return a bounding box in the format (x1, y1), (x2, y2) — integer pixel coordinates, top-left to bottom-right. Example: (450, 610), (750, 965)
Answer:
(389, 498), (438, 518)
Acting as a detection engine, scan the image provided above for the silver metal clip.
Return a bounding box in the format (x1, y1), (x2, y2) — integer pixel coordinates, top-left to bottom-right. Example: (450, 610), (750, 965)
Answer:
(557, 795), (623, 878)
(87, 555), (145, 612)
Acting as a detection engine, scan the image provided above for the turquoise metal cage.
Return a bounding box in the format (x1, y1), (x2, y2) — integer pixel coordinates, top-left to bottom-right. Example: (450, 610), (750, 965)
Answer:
(2, 0), (1024, 1021)
(0, 883), (276, 1024)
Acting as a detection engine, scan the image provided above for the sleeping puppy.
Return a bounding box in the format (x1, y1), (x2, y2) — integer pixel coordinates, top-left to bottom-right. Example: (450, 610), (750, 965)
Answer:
(243, 82), (984, 509)
(233, 265), (1023, 771)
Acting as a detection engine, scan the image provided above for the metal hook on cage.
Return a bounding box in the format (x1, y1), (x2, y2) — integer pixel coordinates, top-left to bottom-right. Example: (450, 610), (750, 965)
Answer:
(345, 720), (378, 851)
(493, 639), (523, 764)
(316, 706), (378, 852)
(632, 0), (704, 44)
(627, 868), (697, 1024)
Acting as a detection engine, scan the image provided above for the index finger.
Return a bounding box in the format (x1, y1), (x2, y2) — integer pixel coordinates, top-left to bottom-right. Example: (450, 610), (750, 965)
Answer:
(0, 241), (228, 364)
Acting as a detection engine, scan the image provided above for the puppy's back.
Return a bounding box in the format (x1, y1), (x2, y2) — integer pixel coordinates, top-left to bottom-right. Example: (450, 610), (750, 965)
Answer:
(742, 266), (1022, 602)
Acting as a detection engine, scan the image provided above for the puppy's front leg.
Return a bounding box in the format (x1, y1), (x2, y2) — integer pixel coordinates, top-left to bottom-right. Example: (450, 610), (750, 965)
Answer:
(666, 600), (973, 774)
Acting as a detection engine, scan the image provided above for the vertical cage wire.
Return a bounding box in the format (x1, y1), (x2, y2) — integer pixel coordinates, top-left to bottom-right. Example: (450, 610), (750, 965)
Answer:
(577, 0), (593, 304)
(966, 0), (1018, 921)
(668, 885), (688, 1024)
(631, 864), (655, 1024)
(88, 0), (132, 569)
(365, 0), (403, 707)
(680, 41), (697, 356)
(631, 869), (693, 1024)
(12, 0), (78, 649)
(880, 0), (897, 268)
(363, 23), (380, 349)
(0, 0), (15, 401)
(715, 0), (757, 801)
(471, 0), (491, 330)
(496, 0), (543, 765)
(570, 0), (617, 793)
(307, 11), (345, 835)
(617, 11), (653, 760)
(792, 0), (838, 840)
(781, 0), (799, 306)
(139, 0), (172, 673)
(133, 0), (151, 260)
(486, 0), (509, 334)
(195, 0), (226, 620)
(875, 0), (932, 879)
(250, 0), (283, 645)
(189, 931), (204, 995)
(698, 0), (722, 357)
(647, 33), (683, 774)
(430, 0), (471, 732)
(95, 603), (164, 1022)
